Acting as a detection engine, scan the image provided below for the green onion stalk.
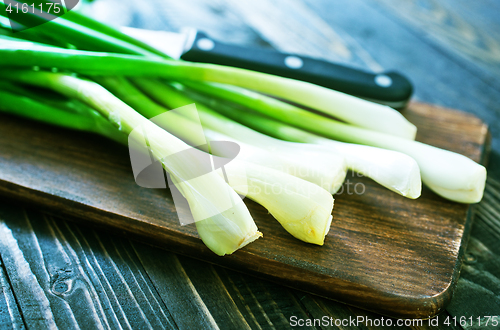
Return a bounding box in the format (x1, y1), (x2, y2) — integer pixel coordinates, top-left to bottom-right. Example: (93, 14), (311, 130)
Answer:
(0, 36), (415, 138)
(110, 77), (347, 195)
(132, 79), (421, 199)
(224, 159), (334, 244)
(0, 70), (263, 256)
(94, 76), (335, 245)
(0, 0), (163, 57)
(1, 0), (170, 56)
(0, 15), (72, 49)
(179, 79), (417, 139)
(180, 85), (485, 203)
(0, 85), (127, 144)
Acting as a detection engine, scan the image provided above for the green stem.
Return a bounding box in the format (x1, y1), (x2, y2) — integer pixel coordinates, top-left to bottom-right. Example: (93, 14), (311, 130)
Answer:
(63, 5), (170, 57)
(0, 0), (161, 57)
(94, 76), (212, 149)
(181, 80), (417, 139)
(0, 37), (414, 139)
(0, 85), (126, 143)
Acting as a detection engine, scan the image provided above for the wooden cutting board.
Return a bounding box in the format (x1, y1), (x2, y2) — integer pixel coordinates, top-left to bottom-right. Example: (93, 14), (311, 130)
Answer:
(0, 102), (489, 319)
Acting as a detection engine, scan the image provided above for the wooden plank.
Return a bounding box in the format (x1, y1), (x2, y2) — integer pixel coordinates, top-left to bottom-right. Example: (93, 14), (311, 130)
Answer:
(133, 241), (315, 329)
(445, 178), (500, 329)
(0, 99), (488, 319)
(131, 241), (313, 329)
(128, 243), (229, 330)
(0, 204), (178, 329)
(0, 257), (25, 330)
(296, 292), (464, 329)
(0, 212), (61, 330)
(200, 261), (313, 328)
(373, 0), (500, 82)
(0, 0), (498, 327)
(61, 223), (177, 329)
(222, 0), (357, 66)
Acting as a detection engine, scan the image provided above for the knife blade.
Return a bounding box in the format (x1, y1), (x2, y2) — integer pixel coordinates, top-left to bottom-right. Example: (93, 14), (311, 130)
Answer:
(121, 26), (413, 109)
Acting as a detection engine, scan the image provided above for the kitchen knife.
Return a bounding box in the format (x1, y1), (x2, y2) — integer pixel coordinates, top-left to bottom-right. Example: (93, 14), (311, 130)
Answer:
(121, 27), (413, 109)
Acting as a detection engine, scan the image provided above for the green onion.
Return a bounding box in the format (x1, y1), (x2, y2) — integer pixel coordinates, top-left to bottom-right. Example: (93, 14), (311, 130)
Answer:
(0, 36), (415, 138)
(199, 114), (422, 199)
(191, 94), (485, 203)
(94, 76), (335, 244)
(127, 78), (347, 194)
(1, 70), (262, 256)
(223, 159), (334, 245)
(132, 79), (421, 198)
(4, 0), (169, 57)
(0, 86), (127, 144)
(181, 80), (417, 139)
(0, 15), (72, 48)
(0, 0), (161, 57)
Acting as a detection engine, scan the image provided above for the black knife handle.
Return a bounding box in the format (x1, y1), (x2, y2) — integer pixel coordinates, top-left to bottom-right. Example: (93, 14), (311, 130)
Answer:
(181, 32), (413, 109)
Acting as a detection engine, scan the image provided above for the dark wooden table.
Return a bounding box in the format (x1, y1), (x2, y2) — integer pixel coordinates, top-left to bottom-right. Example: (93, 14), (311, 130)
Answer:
(1, 0), (499, 329)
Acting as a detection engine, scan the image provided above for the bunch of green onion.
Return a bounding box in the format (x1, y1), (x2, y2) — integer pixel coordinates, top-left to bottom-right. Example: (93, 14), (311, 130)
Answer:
(0, 0), (487, 256)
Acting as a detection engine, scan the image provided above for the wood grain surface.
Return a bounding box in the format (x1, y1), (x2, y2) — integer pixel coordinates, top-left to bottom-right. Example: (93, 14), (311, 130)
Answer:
(1, 0), (500, 328)
(0, 100), (489, 319)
